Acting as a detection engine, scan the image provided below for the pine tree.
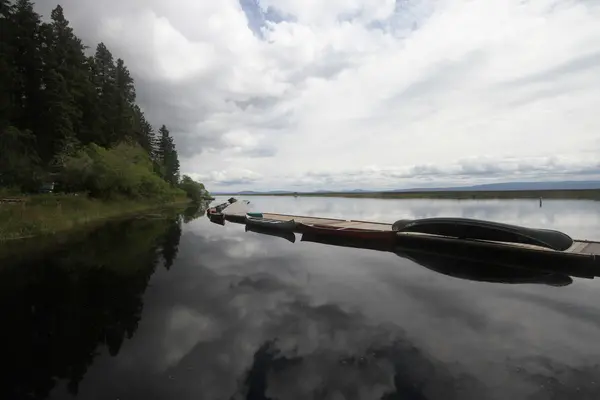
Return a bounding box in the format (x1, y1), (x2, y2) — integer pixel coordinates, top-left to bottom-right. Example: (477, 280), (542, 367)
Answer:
(0, 0), (15, 132)
(0, 2), (201, 195)
(93, 43), (117, 146)
(10, 0), (44, 137)
(43, 69), (77, 166)
(79, 55), (102, 145)
(114, 58), (135, 142)
(39, 5), (91, 164)
(132, 105), (155, 155)
(157, 125), (180, 185)
(45, 5), (90, 140)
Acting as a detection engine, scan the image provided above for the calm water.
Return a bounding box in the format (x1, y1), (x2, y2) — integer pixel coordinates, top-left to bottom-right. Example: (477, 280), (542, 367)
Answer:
(2, 197), (600, 400)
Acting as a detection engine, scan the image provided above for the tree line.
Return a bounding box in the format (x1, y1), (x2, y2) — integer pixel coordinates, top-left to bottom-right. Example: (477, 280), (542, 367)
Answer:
(0, 1), (206, 201)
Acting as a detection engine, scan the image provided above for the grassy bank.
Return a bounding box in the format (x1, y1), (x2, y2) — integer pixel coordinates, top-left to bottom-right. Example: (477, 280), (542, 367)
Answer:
(0, 194), (192, 241)
(233, 189), (600, 200)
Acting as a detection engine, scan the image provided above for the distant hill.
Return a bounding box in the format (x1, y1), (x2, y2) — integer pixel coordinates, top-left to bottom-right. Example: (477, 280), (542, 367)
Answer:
(391, 180), (600, 192)
(213, 180), (600, 195)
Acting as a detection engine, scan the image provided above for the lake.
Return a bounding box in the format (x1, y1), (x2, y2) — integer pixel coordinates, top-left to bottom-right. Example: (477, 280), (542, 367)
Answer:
(2, 197), (600, 400)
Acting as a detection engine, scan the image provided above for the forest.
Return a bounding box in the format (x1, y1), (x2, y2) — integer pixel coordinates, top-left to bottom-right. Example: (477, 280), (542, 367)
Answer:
(0, 1), (207, 202)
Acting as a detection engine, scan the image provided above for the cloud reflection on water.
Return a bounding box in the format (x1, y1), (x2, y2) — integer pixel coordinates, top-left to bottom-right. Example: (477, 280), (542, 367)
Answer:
(42, 198), (600, 399)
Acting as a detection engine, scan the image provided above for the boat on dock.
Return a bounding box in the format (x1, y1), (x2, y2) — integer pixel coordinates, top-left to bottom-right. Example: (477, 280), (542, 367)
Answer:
(245, 215), (296, 231)
(297, 223), (396, 241)
(207, 202), (600, 274)
(207, 201), (229, 216)
(392, 217), (573, 251)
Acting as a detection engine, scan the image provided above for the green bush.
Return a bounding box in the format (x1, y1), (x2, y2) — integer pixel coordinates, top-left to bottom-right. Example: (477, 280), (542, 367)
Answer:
(60, 143), (185, 201)
(179, 175), (208, 202)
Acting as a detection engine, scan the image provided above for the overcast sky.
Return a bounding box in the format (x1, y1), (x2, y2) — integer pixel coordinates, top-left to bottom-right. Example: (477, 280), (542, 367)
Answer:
(35, 0), (600, 192)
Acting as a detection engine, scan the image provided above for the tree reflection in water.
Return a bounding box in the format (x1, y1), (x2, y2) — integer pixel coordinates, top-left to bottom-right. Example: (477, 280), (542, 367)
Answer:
(0, 213), (185, 400)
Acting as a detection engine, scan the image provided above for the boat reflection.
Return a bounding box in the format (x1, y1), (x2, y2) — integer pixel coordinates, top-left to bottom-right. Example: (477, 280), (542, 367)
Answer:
(207, 213), (225, 226)
(300, 233), (574, 287)
(245, 224), (297, 243)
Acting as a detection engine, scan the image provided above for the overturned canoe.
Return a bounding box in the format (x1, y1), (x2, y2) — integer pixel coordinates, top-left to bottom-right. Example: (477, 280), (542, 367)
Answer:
(245, 216), (297, 231)
(208, 213), (225, 226)
(392, 217), (573, 251)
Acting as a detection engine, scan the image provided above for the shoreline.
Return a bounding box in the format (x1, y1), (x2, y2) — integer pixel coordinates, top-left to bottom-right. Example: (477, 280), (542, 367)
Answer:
(217, 189), (600, 200)
(0, 195), (206, 242)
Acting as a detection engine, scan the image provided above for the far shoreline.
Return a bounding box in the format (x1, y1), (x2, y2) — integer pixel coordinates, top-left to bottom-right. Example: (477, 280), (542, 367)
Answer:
(215, 189), (600, 200)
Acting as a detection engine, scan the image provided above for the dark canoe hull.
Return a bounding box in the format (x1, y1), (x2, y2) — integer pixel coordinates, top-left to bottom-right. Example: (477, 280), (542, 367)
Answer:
(245, 216), (297, 232)
(395, 233), (600, 279)
(246, 225), (296, 243)
(224, 213), (247, 224)
(297, 223), (397, 242)
(208, 213), (225, 225)
(393, 217), (573, 251)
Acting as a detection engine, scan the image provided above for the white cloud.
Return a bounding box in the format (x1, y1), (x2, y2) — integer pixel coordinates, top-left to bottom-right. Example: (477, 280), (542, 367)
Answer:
(36, 0), (600, 191)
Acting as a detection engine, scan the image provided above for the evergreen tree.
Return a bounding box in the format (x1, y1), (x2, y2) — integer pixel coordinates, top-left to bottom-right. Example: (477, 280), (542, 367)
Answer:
(43, 69), (77, 165)
(78, 55), (102, 145)
(113, 58), (135, 142)
(10, 0), (44, 137)
(132, 105), (155, 155)
(93, 42), (117, 146)
(157, 125), (180, 186)
(0, 2), (202, 195)
(0, 126), (41, 190)
(0, 1), (15, 132)
(43, 5), (90, 151)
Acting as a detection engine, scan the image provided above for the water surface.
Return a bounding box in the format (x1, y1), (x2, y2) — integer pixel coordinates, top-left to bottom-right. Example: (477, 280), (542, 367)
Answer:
(2, 197), (600, 400)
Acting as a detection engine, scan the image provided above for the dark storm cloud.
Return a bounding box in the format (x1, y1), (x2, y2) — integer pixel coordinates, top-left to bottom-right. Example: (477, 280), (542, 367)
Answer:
(34, 0), (298, 161)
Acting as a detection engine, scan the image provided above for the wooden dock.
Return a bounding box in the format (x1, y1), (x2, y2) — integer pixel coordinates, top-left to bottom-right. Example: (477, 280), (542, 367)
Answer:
(221, 201), (600, 256)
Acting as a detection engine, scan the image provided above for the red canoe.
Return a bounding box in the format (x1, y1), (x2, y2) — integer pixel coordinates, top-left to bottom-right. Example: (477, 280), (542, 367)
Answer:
(297, 223), (396, 241)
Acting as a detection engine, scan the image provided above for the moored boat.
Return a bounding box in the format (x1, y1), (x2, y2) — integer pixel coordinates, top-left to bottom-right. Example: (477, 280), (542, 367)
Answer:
(297, 223), (396, 241)
(245, 215), (296, 231)
(392, 217), (573, 251)
(207, 201), (230, 215)
(208, 212), (225, 225)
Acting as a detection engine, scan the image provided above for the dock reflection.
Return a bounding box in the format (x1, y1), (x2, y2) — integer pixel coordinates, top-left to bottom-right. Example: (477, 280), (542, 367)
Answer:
(209, 212), (591, 286)
(300, 233), (574, 286)
(245, 224), (296, 243)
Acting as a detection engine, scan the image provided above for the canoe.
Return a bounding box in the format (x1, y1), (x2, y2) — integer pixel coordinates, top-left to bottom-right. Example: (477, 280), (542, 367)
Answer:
(392, 217), (573, 251)
(297, 223), (396, 241)
(207, 213), (225, 225)
(224, 213), (247, 224)
(208, 214), (225, 226)
(245, 216), (296, 231)
(245, 224), (296, 243)
(207, 201), (230, 215)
